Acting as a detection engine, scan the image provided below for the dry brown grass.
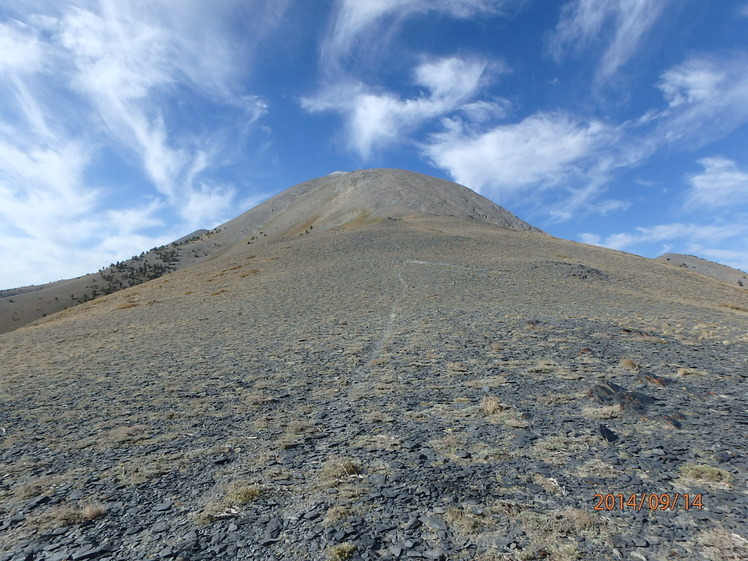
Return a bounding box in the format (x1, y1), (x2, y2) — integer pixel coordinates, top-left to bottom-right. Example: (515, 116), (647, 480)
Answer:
(518, 508), (603, 561)
(33, 503), (107, 528)
(444, 506), (487, 535)
(676, 367), (708, 377)
(527, 360), (558, 373)
(447, 361), (468, 374)
(363, 410), (394, 424)
(287, 420), (318, 435)
(109, 457), (171, 485)
(720, 302), (748, 313)
(224, 481), (261, 503)
(581, 404), (623, 420)
(619, 358), (640, 371)
(322, 505), (351, 526)
(103, 424), (151, 445)
(430, 432), (463, 457)
(320, 458), (363, 486)
(537, 393), (581, 405)
(196, 480), (262, 524)
(465, 376), (506, 388)
(695, 527), (748, 561)
(327, 542), (356, 561)
(533, 435), (594, 465)
(480, 396), (505, 415)
(576, 459), (620, 478)
(15, 475), (68, 500)
(678, 463), (732, 489)
(532, 473), (564, 495)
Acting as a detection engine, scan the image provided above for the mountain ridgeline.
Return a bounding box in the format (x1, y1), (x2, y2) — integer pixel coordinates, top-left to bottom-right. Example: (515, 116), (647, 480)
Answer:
(0, 169), (540, 334)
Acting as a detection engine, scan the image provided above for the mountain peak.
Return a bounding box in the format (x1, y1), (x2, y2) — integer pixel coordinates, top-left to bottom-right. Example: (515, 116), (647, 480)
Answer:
(0, 169), (540, 334)
(221, 168), (541, 242)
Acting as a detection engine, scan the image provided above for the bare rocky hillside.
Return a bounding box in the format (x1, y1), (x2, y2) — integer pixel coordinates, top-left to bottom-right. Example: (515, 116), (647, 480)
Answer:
(1, 171), (747, 561)
(656, 253), (748, 288)
(0, 170), (539, 335)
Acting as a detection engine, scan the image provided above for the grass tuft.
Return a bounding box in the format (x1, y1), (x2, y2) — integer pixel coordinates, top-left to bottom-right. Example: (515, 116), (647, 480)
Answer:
(480, 396), (505, 415)
(444, 506), (486, 534)
(679, 463), (731, 488)
(695, 527), (748, 561)
(720, 302), (748, 313)
(34, 503), (107, 528)
(676, 367), (708, 376)
(195, 480), (262, 524)
(619, 358), (639, 371)
(322, 505), (351, 526)
(328, 542), (356, 561)
(224, 481), (261, 504)
(320, 458), (363, 486)
(582, 404), (622, 420)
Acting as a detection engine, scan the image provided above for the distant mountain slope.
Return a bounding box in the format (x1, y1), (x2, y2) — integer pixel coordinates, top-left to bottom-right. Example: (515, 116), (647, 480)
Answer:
(1, 169), (539, 334)
(656, 253), (748, 288)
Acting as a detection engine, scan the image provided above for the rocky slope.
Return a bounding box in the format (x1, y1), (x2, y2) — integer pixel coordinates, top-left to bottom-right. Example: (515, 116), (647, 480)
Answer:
(0, 175), (747, 561)
(0, 170), (539, 335)
(656, 253), (748, 288)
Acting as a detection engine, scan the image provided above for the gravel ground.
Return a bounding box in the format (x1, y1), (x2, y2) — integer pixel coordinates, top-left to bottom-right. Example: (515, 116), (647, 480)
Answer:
(1, 216), (747, 561)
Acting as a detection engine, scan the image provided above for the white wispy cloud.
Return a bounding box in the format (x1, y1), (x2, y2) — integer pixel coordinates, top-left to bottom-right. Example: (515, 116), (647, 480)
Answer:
(685, 157), (748, 209)
(578, 151), (748, 273)
(695, 248), (748, 274)
(303, 56), (499, 158)
(548, 0), (667, 82)
(580, 222), (748, 272)
(581, 223), (738, 250)
(0, 1), (285, 287)
(305, 0), (518, 159)
(653, 53), (748, 148)
(57, 1), (271, 202)
(0, 137), (95, 241)
(310, 0), (670, 220)
(424, 111), (627, 216)
(426, 112), (610, 191)
(0, 19), (45, 69)
(321, 0), (514, 74)
(478, 50), (748, 222)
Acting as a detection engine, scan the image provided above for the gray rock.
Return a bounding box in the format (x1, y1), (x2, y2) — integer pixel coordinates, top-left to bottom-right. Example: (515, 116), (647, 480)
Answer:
(420, 516), (447, 532)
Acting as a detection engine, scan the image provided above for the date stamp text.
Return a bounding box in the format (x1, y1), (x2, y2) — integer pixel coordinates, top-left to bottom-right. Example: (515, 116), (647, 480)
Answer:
(594, 493), (703, 511)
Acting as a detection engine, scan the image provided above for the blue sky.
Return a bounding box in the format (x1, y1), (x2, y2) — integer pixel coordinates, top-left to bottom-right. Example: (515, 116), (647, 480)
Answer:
(2, 0), (748, 289)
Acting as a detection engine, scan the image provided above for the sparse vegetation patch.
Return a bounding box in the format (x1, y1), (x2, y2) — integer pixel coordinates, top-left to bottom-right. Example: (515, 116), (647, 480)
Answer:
(619, 358), (640, 371)
(33, 503), (107, 528)
(320, 457), (363, 486)
(679, 463), (732, 488)
(695, 528), (748, 561)
(327, 542), (356, 561)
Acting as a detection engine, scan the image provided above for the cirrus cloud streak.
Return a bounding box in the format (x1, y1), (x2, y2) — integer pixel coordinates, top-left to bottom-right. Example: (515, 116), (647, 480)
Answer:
(0, 1), (286, 287)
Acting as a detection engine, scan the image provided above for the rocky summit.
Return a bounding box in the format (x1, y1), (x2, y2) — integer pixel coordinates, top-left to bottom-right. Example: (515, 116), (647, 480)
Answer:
(1, 169), (747, 561)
